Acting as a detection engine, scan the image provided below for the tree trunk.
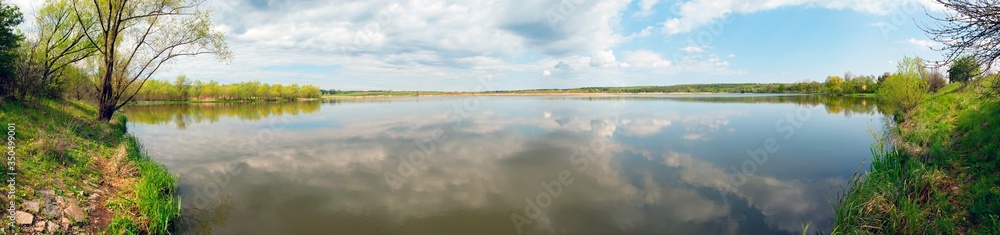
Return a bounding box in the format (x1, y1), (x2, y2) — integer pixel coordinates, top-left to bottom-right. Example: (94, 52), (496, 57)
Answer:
(97, 97), (115, 121)
(97, 7), (119, 122)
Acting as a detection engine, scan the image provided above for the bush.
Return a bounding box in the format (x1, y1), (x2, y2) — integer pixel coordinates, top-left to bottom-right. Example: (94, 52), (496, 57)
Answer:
(878, 71), (929, 114)
(927, 71), (947, 93)
(949, 55), (981, 84)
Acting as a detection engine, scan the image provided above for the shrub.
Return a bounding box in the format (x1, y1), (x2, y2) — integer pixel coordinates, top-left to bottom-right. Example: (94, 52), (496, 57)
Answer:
(948, 55), (981, 84)
(878, 71), (929, 114)
(926, 71), (947, 93)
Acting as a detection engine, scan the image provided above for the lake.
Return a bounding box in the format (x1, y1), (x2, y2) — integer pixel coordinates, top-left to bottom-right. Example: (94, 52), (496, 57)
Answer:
(125, 94), (885, 235)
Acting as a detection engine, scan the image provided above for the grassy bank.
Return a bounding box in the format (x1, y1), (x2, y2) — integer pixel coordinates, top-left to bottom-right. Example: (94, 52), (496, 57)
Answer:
(0, 99), (179, 234)
(830, 77), (1000, 234)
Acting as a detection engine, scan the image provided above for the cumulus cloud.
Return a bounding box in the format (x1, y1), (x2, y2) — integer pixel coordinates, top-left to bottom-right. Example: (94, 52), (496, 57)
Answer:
(622, 50), (673, 68)
(553, 61), (572, 71)
(905, 38), (936, 48)
(661, 0), (946, 35)
(10, 0), (942, 90)
(589, 50), (618, 68)
(680, 46), (706, 53)
(636, 0), (661, 16)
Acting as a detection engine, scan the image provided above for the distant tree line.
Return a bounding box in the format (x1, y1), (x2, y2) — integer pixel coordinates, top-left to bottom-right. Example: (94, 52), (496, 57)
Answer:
(0, 1), (326, 109)
(133, 76), (322, 101)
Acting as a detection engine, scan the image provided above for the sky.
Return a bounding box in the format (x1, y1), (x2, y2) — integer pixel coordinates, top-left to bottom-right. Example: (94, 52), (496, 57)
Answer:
(11, 0), (952, 91)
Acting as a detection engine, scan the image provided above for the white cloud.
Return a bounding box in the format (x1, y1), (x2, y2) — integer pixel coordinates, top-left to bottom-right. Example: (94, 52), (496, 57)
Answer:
(589, 50), (618, 68)
(869, 21), (889, 27)
(622, 50), (673, 68)
(542, 70), (551, 76)
(906, 38), (936, 48)
(661, 0), (946, 35)
(636, 0), (661, 16)
(626, 26), (655, 40)
(8, 0), (756, 90)
(680, 46), (705, 53)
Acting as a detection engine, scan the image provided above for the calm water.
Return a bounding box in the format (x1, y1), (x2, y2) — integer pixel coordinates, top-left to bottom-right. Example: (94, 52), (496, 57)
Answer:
(125, 94), (885, 235)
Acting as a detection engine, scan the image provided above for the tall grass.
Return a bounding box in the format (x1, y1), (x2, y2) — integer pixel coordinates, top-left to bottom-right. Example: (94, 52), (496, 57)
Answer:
(106, 122), (181, 235)
(829, 77), (1000, 234)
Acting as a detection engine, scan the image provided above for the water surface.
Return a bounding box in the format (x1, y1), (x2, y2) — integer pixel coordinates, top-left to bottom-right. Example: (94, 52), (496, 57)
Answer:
(126, 94), (884, 235)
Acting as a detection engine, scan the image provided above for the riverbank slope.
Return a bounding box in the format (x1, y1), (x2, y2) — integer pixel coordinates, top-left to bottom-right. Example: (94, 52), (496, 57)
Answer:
(0, 99), (179, 234)
(831, 77), (999, 234)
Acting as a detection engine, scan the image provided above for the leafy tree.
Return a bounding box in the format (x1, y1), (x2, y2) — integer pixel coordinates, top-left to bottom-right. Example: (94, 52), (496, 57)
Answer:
(878, 72), (891, 84)
(924, 0), (1000, 96)
(0, 2), (23, 100)
(174, 75), (189, 100)
(948, 55), (980, 83)
(897, 56), (926, 77)
(879, 57), (930, 113)
(824, 76), (845, 96)
(70, 0), (231, 121)
(23, 0), (98, 98)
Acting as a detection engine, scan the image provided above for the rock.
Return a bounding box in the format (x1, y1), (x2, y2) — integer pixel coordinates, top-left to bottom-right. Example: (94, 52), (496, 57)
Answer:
(88, 193), (99, 201)
(64, 202), (86, 223)
(46, 221), (58, 233)
(56, 196), (66, 206)
(24, 200), (40, 213)
(14, 210), (33, 225)
(61, 217), (71, 228)
(43, 198), (60, 217)
(33, 221), (45, 232)
(39, 189), (55, 197)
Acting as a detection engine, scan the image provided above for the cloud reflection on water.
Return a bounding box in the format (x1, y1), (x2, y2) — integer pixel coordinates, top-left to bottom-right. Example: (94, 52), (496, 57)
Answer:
(127, 95), (882, 235)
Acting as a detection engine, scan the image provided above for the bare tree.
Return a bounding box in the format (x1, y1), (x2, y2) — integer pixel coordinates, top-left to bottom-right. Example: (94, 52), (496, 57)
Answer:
(70, 0), (230, 121)
(923, 0), (1000, 70)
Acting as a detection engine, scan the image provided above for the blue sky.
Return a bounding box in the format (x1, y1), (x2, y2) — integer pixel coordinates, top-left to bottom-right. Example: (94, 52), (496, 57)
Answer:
(12, 0), (949, 91)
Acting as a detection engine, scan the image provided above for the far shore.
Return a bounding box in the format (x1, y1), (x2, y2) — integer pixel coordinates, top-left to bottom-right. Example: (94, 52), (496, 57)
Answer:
(125, 92), (829, 104)
(321, 91), (809, 99)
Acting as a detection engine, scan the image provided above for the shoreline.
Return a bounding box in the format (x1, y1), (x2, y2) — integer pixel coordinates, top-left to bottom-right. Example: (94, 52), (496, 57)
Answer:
(828, 77), (1000, 234)
(0, 99), (179, 234)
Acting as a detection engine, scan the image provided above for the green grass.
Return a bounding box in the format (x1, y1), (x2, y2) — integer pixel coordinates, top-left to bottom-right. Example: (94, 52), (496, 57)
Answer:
(0, 98), (181, 234)
(125, 134), (181, 234)
(106, 216), (140, 235)
(829, 76), (1000, 234)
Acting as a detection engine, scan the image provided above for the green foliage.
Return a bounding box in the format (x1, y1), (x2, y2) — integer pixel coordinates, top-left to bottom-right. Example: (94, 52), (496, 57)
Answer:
(134, 151), (180, 233)
(897, 56), (926, 77)
(948, 55), (980, 83)
(878, 57), (930, 114)
(834, 77), (1000, 234)
(825, 76), (845, 96)
(73, 0), (231, 120)
(106, 216), (140, 235)
(0, 2), (23, 100)
(133, 78), (322, 101)
(28, 0), (97, 98)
